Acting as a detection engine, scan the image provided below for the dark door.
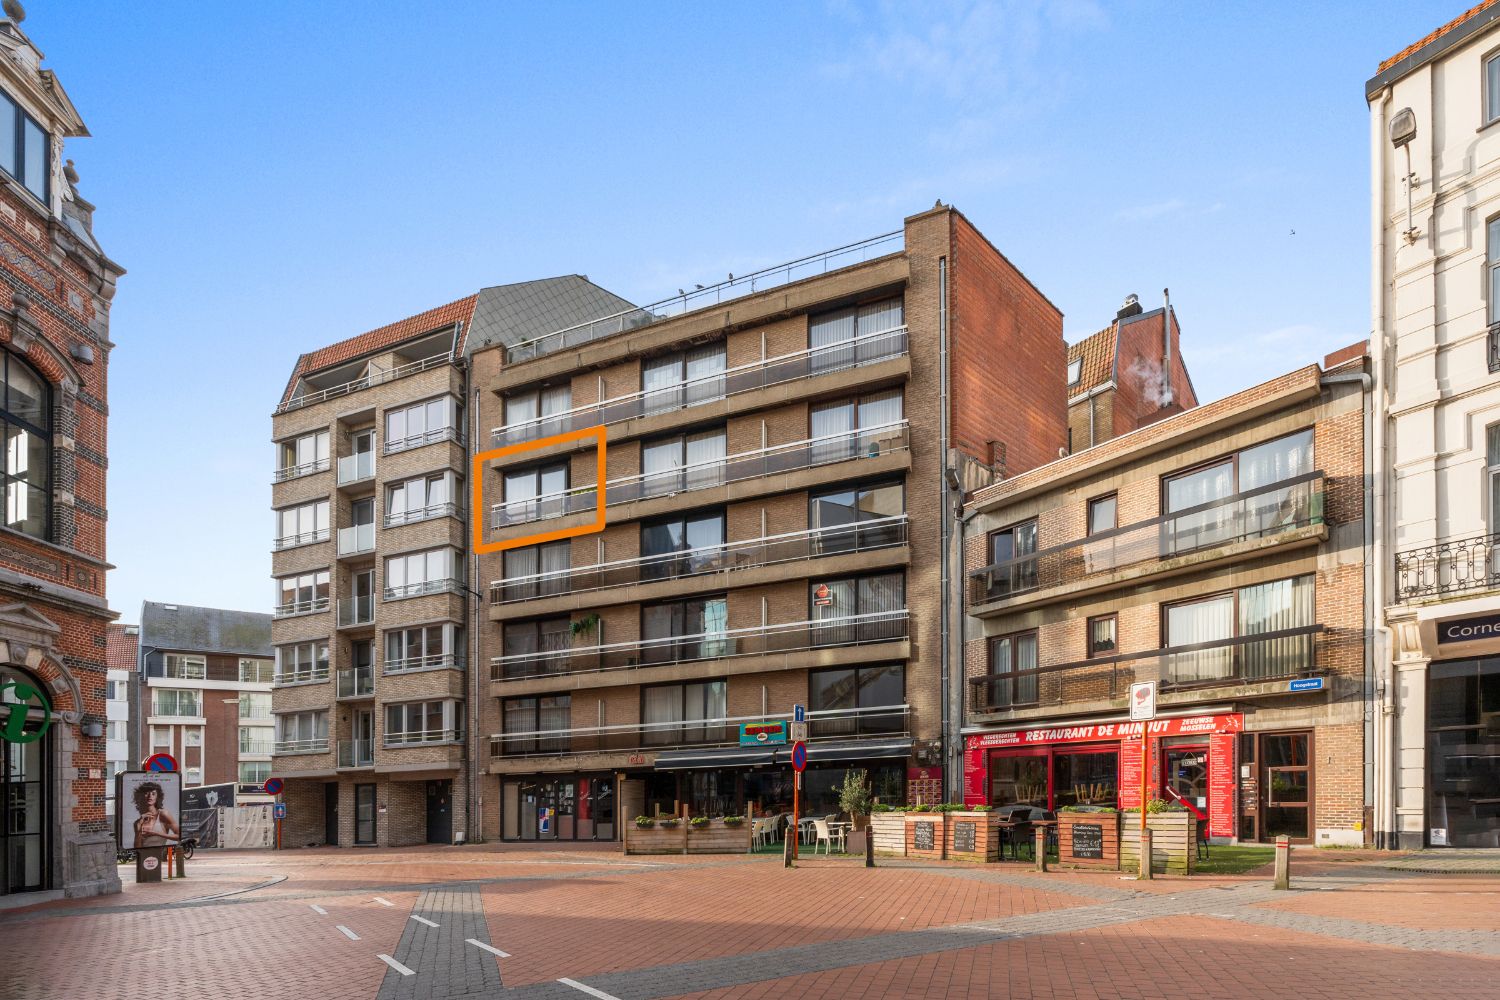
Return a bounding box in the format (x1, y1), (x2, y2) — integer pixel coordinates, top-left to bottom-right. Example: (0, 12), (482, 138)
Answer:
(1162, 745), (1210, 832)
(324, 782), (339, 846)
(425, 779), (452, 844)
(1, 735), (47, 894)
(354, 783), (376, 845)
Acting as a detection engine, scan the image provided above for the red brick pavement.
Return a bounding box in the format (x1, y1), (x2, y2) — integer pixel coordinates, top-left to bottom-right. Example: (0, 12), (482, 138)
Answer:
(1255, 875), (1500, 931)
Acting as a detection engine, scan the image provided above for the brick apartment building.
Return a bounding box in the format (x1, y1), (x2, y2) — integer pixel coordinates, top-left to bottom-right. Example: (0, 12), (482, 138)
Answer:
(270, 278), (631, 848)
(0, 11), (124, 899)
(103, 622), (135, 819)
(472, 205), (1067, 842)
(137, 602), (273, 801)
(962, 345), (1370, 845)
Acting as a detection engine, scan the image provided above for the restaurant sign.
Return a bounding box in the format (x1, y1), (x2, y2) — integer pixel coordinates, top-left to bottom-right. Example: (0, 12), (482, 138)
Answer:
(964, 713), (1243, 752)
(739, 720), (789, 746)
(1437, 611), (1500, 644)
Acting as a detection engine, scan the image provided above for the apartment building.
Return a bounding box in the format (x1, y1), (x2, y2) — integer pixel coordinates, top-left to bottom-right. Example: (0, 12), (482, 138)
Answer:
(1367, 0), (1500, 849)
(138, 603), (273, 800)
(104, 623), (137, 819)
(0, 10), (124, 899)
(962, 345), (1369, 846)
(270, 278), (632, 848)
(472, 205), (1068, 842)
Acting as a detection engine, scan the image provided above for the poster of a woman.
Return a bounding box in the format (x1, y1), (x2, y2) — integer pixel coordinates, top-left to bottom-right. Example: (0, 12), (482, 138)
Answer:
(117, 772), (182, 849)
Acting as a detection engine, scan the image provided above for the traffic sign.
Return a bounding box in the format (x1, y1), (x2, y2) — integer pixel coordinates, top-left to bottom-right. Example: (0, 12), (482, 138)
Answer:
(273, 802), (287, 821)
(1128, 681), (1157, 722)
(791, 740), (808, 772)
(263, 777), (284, 796)
(144, 752), (177, 772)
(789, 721), (808, 743)
(793, 703), (805, 723)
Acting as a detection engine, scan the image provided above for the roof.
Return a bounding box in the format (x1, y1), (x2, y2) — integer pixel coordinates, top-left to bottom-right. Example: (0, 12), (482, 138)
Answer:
(1067, 324), (1117, 396)
(1368, 0), (1500, 96)
(138, 602), (272, 658)
(104, 623), (138, 671)
(464, 275), (639, 355)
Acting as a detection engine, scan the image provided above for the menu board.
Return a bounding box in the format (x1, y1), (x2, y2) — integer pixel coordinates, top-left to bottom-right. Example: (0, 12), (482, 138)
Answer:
(913, 821), (935, 851)
(1118, 740), (1144, 809)
(963, 744), (987, 806)
(953, 821), (976, 853)
(1208, 732), (1237, 839)
(1071, 823), (1104, 859)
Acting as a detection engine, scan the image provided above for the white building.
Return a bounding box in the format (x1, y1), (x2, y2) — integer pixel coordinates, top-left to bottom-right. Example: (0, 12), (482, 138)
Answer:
(1368, 1), (1500, 850)
(104, 624), (137, 819)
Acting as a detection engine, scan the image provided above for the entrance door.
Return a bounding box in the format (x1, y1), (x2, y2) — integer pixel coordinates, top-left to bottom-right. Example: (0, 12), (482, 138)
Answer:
(352, 709), (373, 767)
(1260, 732), (1312, 841)
(1162, 745), (1210, 827)
(354, 783), (376, 845)
(426, 779), (452, 844)
(0, 735), (46, 894)
(593, 777), (616, 840)
(324, 782), (339, 846)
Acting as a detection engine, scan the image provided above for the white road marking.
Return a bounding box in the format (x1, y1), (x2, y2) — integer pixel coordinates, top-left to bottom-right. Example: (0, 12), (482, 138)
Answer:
(373, 897), (395, 907)
(559, 979), (621, 1000)
(410, 915), (439, 928)
(466, 938), (510, 958)
(309, 904), (327, 915)
(377, 954), (415, 976)
(337, 925), (361, 940)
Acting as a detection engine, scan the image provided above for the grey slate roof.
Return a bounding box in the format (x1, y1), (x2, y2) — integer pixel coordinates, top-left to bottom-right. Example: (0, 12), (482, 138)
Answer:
(464, 275), (637, 356)
(139, 601), (272, 657)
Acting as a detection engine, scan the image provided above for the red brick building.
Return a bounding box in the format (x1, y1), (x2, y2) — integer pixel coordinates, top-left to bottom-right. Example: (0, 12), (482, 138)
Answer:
(0, 12), (125, 899)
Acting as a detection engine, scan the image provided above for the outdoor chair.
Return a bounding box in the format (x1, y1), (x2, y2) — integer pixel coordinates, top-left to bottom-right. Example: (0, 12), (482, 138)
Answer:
(812, 818), (845, 854)
(1196, 819), (1210, 861)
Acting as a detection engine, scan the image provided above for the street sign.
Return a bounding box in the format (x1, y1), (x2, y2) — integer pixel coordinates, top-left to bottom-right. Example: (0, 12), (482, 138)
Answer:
(789, 721), (808, 743)
(273, 802), (287, 821)
(263, 777), (285, 796)
(791, 740), (808, 772)
(1288, 677), (1325, 692)
(1128, 681), (1157, 722)
(793, 703), (805, 723)
(144, 752), (177, 772)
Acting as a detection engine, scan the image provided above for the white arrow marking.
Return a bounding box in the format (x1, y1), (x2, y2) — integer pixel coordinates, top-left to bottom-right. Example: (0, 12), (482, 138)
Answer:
(373, 897), (394, 907)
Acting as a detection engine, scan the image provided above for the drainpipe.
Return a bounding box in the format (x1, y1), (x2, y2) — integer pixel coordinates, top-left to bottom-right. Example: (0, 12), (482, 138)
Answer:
(1369, 86), (1396, 849)
(937, 251), (954, 801)
(1161, 288), (1173, 409)
(462, 338), (481, 845)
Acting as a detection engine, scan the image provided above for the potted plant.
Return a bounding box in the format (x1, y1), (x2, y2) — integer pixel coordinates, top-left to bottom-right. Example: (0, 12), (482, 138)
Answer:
(722, 815), (745, 827)
(571, 613), (600, 640)
(658, 816), (681, 829)
(688, 816), (710, 829)
(838, 769), (872, 831)
(634, 815), (655, 829)
(1121, 799), (1194, 874)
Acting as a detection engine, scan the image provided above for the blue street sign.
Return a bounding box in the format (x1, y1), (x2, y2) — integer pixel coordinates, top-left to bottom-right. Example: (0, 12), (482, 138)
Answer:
(793, 703), (805, 723)
(273, 803), (287, 821)
(263, 777), (285, 796)
(1288, 677), (1325, 693)
(791, 741), (808, 772)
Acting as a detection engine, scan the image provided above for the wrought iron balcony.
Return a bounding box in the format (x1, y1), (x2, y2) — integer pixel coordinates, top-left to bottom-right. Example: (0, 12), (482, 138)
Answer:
(1396, 530), (1500, 602)
(968, 625), (1327, 713)
(492, 326), (910, 448)
(489, 515), (909, 605)
(491, 421), (910, 529)
(337, 739), (374, 768)
(969, 472), (1326, 607)
(1490, 321), (1500, 375)
(277, 353), (451, 415)
(491, 609), (908, 682)
(336, 667), (374, 698)
(337, 595), (374, 627)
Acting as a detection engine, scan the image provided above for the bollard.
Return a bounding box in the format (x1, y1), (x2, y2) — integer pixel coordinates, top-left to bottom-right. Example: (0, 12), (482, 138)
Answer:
(865, 827), (875, 868)
(1273, 834), (1291, 890)
(1034, 826), (1048, 872)
(784, 831), (793, 869)
(175, 844), (185, 879)
(1139, 828), (1153, 880)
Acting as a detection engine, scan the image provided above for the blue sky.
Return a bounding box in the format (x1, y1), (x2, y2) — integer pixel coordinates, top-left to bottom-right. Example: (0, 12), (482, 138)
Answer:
(27, 1), (1459, 620)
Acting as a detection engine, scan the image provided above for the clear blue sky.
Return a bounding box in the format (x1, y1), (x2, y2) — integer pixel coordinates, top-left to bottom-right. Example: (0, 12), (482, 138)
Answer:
(28, 1), (1458, 621)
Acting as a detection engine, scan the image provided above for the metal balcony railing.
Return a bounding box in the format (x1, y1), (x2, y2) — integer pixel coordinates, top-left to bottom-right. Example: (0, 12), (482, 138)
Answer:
(491, 421), (910, 529)
(492, 326), (910, 447)
(337, 451), (375, 485)
(491, 703), (909, 758)
(239, 739), (275, 755)
(337, 668), (374, 698)
(969, 472), (1326, 607)
(273, 457), (330, 483)
(337, 739), (374, 768)
(273, 596), (329, 618)
(384, 501), (459, 529)
(1396, 530), (1500, 602)
(337, 595), (374, 627)
(384, 729), (462, 748)
(384, 426), (462, 455)
(383, 652), (462, 675)
(490, 515), (909, 605)
(273, 738), (330, 754)
(274, 528), (329, 551)
(338, 523), (375, 556)
(274, 666), (330, 686)
(505, 231), (904, 364)
(276, 353), (452, 414)
(968, 625), (1327, 712)
(1490, 321), (1500, 375)
(383, 579), (462, 601)
(491, 609), (908, 682)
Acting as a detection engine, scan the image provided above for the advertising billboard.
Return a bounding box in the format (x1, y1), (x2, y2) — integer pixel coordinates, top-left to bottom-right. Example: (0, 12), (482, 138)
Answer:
(116, 770), (183, 848)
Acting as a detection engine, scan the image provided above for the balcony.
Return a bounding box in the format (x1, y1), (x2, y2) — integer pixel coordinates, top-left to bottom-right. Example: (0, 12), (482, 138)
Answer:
(337, 739), (374, 768)
(337, 523), (375, 556)
(273, 457), (330, 483)
(491, 609), (909, 682)
(273, 596), (329, 619)
(274, 527), (330, 552)
(384, 426), (461, 456)
(505, 231), (904, 364)
(337, 451), (375, 486)
(490, 515), (909, 605)
(491, 421), (910, 530)
(274, 666), (330, 687)
(968, 625), (1328, 714)
(383, 578), (463, 601)
(337, 595), (374, 628)
(384, 728), (462, 748)
(277, 353), (450, 415)
(490, 703), (909, 759)
(384, 501), (459, 529)
(384, 652), (462, 675)
(336, 667), (374, 698)
(1396, 531), (1500, 603)
(239, 738), (275, 756)
(492, 326), (910, 448)
(969, 472), (1326, 610)
(1491, 321), (1500, 375)
(273, 737), (330, 755)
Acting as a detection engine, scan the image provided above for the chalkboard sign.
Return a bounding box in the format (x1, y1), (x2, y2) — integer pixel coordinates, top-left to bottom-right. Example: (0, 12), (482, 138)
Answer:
(953, 821), (976, 853)
(1071, 822), (1104, 860)
(914, 821), (935, 851)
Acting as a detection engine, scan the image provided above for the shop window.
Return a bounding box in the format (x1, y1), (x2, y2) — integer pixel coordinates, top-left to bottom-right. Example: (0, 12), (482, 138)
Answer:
(1054, 748), (1119, 809)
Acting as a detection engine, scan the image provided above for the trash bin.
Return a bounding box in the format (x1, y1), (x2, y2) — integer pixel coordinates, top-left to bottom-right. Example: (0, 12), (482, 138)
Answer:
(135, 846), (166, 884)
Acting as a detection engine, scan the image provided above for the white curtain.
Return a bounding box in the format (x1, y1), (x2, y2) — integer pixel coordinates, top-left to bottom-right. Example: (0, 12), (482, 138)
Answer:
(1166, 462), (1234, 552)
(857, 297), (904, 336)
(1165, 595), (1234, 681)
(684, 430), (726, 490)
(1239, 575), (1314, 679)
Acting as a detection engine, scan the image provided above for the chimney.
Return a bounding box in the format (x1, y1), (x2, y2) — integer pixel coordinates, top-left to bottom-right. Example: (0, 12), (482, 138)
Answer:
(1116, 294), (1143, 321)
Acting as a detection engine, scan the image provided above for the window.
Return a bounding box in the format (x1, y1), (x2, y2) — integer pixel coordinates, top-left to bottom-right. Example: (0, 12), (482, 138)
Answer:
(384, 624), (461, 672)
(239, 691), (272, 720)
(641, 596), (729, 664)
(809, 481), (905, 553)
(1488, 52), (1500, 127)
(640, 509), (726, 580)
(275, 500), (330, 549)
(0, 93), (48, 202)
(1163, 429), (1314, 553)
(185, 767), (202, 787)
(500, 540), (572, 600)
(1067, 357), (1083, 387)
(1087, 494), (1117, 536)
(239, 658), (273, 684)
(385, 396), (459, 453)
(340, 497), (375, 555)
(162, 654), (205, 680)
(501, 617), (572, 678)
(276, 710), (328, 751)
(1163, 574), (1315, 683)
(809, 389), (904, 462)
(384, 547), (457, 598)
(239, 727), (272, 755)
(642, 343), (727, 415)
(106, 680), (125, 701)
(150, 726), (171, 749)
(501, 695), (570, 754)
(1489, 424), (1500, 528)
(808, 297), (904, 372)
(276, 570), (330, 615)
(641, 427), (727, 496)
(502, 461), (569, 520)
(1087, 614), (1117, 656)
(275, 641), (329, 683)
(642, 680), (727, 745)
(984, 631), (1039, 709)
(152, 689), (201, 717)
(278, 430), (330, 479)
(185, 729), (202, 747)
(504, 383), (572, 430)
(0, 349), (50, 540)
(107, 720), (128, 741)
(239, 761), (271, 785)
(985, 520), (1038, 598)
(809, 664), (904, 736)
(386, 472), (456, 526)
(384, 700), (460, 745)
(810, 571), (905, 645)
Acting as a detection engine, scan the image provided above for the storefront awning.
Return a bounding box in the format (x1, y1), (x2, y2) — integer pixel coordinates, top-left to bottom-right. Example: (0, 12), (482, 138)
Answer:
(652, 738), (913, 771)
(653, 746), (778, 770)
(797, 738), (912, 764)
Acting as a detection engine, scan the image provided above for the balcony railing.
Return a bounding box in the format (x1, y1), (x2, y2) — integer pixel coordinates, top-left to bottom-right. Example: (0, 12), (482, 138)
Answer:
(276, 353), (451, 415)
(384, 729), (462, 748)
(491, 609), (908, 681)
(337, 739), (374, 768)
(490, 515), (909, 605)
(384, 426), (462, 455)
(383, 652), (462, 675)
(383, 578), (462, 601)
(970, 472), (1326, 607)
(337, 451), (375, 485)
(337, 595), (374, 627)
(274, 666), (330, 686)
(338, 523), (375, 556)
(273, 738), (330, 754)
(273, 457), (330, 483)
(492, 326), (910, 448)
(274, 528), (330, 551)
(337, 667), (374, 698)
(491, 703), (909, 758)
(505, 231), (904, 364)
(273, 596), (329, 618)
(968, 625), (1328, 713)
(1396, 530), (1500, 602)
(1490, 321), (1500, 375)
(239, 739), (275, 755)
(384, 501), (460, 529)
(491, 421), (910, 529)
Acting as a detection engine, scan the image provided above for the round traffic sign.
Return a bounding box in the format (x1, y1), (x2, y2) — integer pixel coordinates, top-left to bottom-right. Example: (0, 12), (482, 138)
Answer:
(144, 752), (177, 772)
(791, 741), (808, 772)
(263, 777), (284, 796)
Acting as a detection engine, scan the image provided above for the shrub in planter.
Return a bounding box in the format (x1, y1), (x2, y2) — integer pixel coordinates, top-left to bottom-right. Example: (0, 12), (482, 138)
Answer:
(722, 816), (744, 827)
(871, 803), (898, 813)
(659, 817), (681, 829)
(935, 803), (966, 812)
(970, 804), (993, 812)
(908, 803), (933, 813)
(688, 816), (710, 829)
(635, 816), (655, 828)
(1123, 798), (1187, 814)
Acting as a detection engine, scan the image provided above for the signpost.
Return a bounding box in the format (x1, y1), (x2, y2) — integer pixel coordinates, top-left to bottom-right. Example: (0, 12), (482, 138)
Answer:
(263, 777), (284, 796)
(1287, 677), (1325, 692)
(788, 721), (808, 743)
(263, 776), (285, 849)
(1128, 681), (1157, 879)
(791, 740), (807, 861)
(144, 752), (177, 772)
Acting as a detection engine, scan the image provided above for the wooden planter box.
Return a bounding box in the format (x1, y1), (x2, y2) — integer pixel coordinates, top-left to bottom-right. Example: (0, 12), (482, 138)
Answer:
(904, 812), (946, 860)
(624, 822), (686, 855)
(870, 812), (906, 856)
(1057, 810), (1121, 869)
(624, 819), (751, 855)
(1120, 812), (1195, 875)
(944, 812), (1003, 863)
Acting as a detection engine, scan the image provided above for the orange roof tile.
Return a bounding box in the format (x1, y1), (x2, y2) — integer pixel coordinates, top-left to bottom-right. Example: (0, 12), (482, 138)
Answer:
(105, 623), (138, 671)
(1379, 0), (1499, 72)
(1067, 324), (1116, 395)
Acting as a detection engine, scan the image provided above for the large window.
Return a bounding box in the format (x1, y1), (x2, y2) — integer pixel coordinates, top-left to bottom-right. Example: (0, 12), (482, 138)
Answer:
(386, 472), (456, 527)
(642, 680), (728, 745)
(0, 93), (48, 203)
(810, 572), (905, 646)
(275, 500), (330, 549)
(809, 664), (904, 736)
(641, 427), (727, 495)
(1162, 429), (1314, 553)
(277, 430), (329, 479)
(384, 623), (461, 673)
(162, 654), (205, 680)
(501, 617), (572, 678)
(239, 692), (272, 720)
(642, 343), (727, 415)
(239, 727), (272, 755)
(1426, 657), (1500, 848)
(384, 547), (457, 599)
(985, 631), (1038, 709)
(809, 481), (904, 553)
(1488, 424), (1500, 530)
(239, 761), (272, 786)
(504, 384), (571, 430)
(384, 396), (459, 453)
(1488, 52), (1500, 128)
(502, 695), (571, 754)
(384, 700), (461, 745)
(640, 509), (726, 580)
(809, 389), (903, 462)
(152, 689), (201, 718)
(985, 519), (1038, 598)
(641, 596), (728, 664)
(0, 349), (49, 540)
(501, 540), (572, 600)
(275, 641), (329, 683)
(1163, 574), (1314, 683)
(276, 570), (330, 615)
(503, 461), (569, 520)
(276, 710), (328, 751)
(808, 297), (904, 373)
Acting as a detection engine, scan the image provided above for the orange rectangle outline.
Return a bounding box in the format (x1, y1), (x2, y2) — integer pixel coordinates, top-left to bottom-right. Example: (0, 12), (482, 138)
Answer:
(472, 424), (607, 555)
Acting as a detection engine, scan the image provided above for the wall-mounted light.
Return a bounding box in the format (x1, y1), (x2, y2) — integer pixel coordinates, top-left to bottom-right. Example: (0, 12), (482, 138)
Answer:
(81, 719), (103, 738)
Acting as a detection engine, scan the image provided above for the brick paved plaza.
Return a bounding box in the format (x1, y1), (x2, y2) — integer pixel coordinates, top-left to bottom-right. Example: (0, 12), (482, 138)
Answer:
(1, 846), (1496, 1000)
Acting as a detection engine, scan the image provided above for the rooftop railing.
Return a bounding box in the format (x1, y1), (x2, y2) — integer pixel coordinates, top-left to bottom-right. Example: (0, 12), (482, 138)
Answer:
(1396, 530), (1500, 602)
(969, 472), (1326, 607)
(504, 231), (905, 364)
(491, 421), (909, 530)
(492, 326), (910, 447)
(276, 353), (452, 415)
